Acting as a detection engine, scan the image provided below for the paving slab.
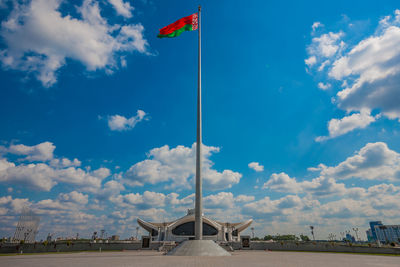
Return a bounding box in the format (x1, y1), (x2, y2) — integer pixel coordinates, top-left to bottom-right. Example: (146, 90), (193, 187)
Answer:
(1, 250), (399, 267)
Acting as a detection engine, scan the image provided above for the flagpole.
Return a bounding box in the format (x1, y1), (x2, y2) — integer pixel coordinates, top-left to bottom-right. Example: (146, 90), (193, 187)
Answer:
(195, 5), (202, 241)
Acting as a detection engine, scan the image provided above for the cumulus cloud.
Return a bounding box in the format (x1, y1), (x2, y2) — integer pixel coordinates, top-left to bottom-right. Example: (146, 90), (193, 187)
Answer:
(204, 192), (235, 209)
(248, 162), (264, 172)
(3, 142), (400, 240)
(244, 195), (305, 217)
(318, 142), (400, 181)
(305, 55), (317, 67)
(96, 180), (125, 200)
(307, 10), (400, 139)
(235, 194), (255, 203)
(0, 0), (148, 87)
(316, 110), (379, 141)
(307, 31), (344, 59)
(0, 158), (110, 191)
(332, 23), (400, 120)
(264, 142), (400, 198)
(59, 191), (89, 205)
(123, 143), (242, 190)
(0, 195), (30, 214)
(5, 142), (55, 161)
(107, 110), (147, 131)
(317, 82), (331, 90)
(263, 172), (347, 197)
(50, 157), (81, 168)
(0, 142), (111, 191)
(263, 172), (301, 193)
(108, 0), (133, 18)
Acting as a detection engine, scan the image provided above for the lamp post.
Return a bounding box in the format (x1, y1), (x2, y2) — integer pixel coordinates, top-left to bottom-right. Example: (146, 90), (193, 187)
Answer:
(310, 226), (315, 241)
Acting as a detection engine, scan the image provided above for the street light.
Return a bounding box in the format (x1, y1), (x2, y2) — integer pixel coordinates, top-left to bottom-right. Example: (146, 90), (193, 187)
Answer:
(310, 226), (315, 241)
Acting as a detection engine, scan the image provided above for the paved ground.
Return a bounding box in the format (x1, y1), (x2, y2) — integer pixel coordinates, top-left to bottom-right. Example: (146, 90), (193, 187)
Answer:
(1, 250), (399, 267)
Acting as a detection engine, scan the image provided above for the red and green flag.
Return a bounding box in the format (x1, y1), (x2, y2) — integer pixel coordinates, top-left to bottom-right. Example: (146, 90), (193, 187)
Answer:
(157, 13), (198, 38)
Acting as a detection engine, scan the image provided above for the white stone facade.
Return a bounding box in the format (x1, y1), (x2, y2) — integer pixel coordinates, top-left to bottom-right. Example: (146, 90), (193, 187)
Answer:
(138, 209), (252, 242)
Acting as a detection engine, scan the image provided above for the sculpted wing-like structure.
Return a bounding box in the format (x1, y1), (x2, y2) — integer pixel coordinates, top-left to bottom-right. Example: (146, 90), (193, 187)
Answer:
(138, 209), (252, 242)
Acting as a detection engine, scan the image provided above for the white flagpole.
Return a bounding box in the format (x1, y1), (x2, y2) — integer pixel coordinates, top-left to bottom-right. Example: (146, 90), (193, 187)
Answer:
(195, 5), (202, 241)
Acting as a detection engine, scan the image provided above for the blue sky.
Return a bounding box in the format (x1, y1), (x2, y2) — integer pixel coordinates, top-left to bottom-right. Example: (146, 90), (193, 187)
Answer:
(1, 0), (400, 241)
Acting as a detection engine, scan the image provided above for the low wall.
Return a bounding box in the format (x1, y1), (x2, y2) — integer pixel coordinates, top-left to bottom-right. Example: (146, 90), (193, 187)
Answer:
(247, 241), (400, 255)
(0, 241), (144, 254)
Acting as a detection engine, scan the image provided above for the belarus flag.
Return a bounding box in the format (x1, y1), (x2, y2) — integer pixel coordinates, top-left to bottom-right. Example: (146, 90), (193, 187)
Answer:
(157, 13), (198, 38)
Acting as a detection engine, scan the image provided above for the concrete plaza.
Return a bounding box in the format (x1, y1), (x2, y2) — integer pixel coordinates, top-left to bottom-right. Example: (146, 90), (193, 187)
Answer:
(1, 250), (399, 267)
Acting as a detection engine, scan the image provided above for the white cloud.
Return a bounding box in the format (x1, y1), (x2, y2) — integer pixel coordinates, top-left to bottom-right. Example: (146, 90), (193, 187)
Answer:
(305, 56), (317, 67)
(0, 158), (110, 191)
(3, 142), (400, 240)
(123, 143), (242, 190)
(58, 191), (89, 205)
(107, 110), (147, 131)
(263, 172), (301, 193)
(244, 195), (305, 217)
(307, 32), (344, 58)
(319, 142), (400, 181)
(248, 162), (264, 172)
(265, 142), (400, 200)
(96, 180), (125, 200)
(318, 60), (330, 71)
(235, 194), (255, 203)
(0, 142), (111, 191)
(108, 0), (133, 18)
(317, 82), (330, 90)
(331, 22), (400, 120)
(204, 192), (234, 209)
(312, 22), (323, 32)
(263, 172), (347, 198)
(50, 157), (81, 168)
(7, 142), (55, 161)
(307, 10), (400, 139)
(0, 0), (148, 87)
(111, 191), (195, 212)
(0, 195), (30, 214)
(316, 110), (378, 141)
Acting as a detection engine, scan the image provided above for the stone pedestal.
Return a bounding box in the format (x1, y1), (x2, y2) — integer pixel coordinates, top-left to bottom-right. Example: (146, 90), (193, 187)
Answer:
(167, 240), (231, 256)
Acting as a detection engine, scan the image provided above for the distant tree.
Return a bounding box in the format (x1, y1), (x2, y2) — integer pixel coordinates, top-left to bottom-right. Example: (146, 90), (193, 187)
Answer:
(264, 235), (274, 241)
(274, 235), (298, 241)
(300, 234), (311, 241)
(251, 237), (261, 241)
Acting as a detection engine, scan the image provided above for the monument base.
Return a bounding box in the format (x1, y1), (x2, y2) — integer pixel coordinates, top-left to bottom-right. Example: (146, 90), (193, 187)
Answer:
(167, 240), (231, 256)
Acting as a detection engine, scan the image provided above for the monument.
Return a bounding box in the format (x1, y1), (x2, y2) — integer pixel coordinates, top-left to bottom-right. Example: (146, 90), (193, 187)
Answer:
(13, 207), (40, 243)
(138, 209), (253, 243)
(153, 6), (248, 256)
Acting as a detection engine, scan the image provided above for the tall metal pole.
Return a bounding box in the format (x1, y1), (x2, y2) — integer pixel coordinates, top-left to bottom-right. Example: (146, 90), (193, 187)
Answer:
(194, 5), (202, 240)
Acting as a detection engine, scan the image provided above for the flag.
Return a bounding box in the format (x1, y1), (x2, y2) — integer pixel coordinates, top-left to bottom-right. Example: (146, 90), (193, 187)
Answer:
(157, 13), (198, 38)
